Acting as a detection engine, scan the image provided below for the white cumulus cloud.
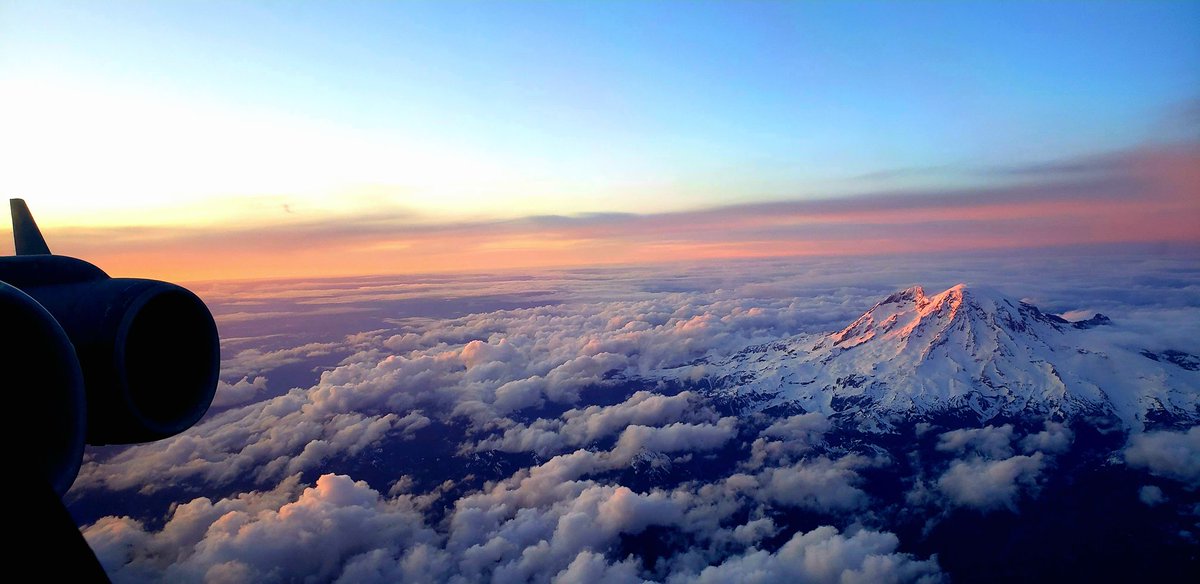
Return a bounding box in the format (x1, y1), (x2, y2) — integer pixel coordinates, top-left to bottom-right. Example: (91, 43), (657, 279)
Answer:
(936, 453), (1045, 511)
(1124, 426), (1200, 487)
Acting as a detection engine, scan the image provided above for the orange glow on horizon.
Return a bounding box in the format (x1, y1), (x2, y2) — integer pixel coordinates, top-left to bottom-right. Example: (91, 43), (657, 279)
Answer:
(2, 144), (1196, 284)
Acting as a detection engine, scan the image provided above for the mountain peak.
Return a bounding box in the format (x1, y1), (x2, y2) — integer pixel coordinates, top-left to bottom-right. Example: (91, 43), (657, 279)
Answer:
(943, 283), (969, 298)
(921, 283), (969, 315)
(878, 283), (975, 309)
(832, 284), (985, 349)
(881, 285), (928, 306)
(681, 286), (1199, 430)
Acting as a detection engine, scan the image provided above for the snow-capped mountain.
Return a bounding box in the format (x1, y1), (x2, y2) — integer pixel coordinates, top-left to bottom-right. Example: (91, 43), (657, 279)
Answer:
(669, 284), (1199, 430)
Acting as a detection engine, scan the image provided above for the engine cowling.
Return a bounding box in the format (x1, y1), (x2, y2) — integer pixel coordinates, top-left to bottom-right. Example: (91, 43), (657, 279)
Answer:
(2, 249), (221, 445)
(21, 273), (221, 444)
(4, 198), (220, 573)
(2, 281), (86, 495)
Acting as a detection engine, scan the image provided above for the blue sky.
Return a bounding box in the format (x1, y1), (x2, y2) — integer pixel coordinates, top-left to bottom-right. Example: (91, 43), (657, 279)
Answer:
(0, 1), (1197, 277)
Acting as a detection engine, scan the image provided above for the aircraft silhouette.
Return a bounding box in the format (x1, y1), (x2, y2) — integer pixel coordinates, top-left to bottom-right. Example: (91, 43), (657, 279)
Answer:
(2, 199), (219, 580)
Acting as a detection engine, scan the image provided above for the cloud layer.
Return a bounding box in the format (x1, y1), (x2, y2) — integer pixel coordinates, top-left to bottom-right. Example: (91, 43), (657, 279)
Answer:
(69, 254), (1200, 582)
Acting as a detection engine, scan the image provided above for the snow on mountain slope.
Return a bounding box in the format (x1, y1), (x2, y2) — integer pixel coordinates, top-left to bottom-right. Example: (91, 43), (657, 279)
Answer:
(665, 285), (1199, 431)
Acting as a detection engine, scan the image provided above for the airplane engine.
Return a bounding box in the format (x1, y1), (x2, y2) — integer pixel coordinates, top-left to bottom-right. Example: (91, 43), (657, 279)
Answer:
(4, 199), (220, 576)
(2, 281), (87, 495)
(19, 274), (221, 445)
(1, 199), (220, 449)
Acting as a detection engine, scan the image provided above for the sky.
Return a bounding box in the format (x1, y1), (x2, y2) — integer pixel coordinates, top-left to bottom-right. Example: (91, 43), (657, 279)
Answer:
(13, 4), (1194, 579)
(1, 1), (1198, 280)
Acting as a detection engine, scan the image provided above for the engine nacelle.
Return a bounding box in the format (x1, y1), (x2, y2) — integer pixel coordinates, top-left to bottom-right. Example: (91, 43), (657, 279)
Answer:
(1, 204), (220, 447)
(16, 269), (221, 444)
(5, 199), (219, 575)
(1, 281), (87, 495)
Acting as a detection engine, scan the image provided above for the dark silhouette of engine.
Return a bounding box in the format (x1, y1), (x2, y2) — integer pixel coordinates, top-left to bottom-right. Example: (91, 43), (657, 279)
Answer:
(3, 199), (219, 494)
(3, 199), (219, 579)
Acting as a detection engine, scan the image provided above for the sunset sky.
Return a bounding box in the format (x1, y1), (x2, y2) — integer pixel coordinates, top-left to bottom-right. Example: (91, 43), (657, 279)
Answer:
(1, 1), (1197, 281)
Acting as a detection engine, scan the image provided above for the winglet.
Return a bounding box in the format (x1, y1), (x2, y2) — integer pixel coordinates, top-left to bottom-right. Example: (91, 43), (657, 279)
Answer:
(10, 199), (52, 255)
